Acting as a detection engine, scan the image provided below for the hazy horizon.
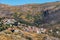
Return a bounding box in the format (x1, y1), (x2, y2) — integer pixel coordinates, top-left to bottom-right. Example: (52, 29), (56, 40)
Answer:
(0, 0), (59, 5)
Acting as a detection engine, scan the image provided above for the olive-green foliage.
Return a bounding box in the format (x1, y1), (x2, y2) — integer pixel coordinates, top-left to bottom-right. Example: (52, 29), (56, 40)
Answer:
(13, 12), (45, 26)
(34, 12), (44, 26)
(0, 22), (11, 31)
(0, 18), (2, 21)
(13, 12), (33, 26)
(26, 14), (33, 20)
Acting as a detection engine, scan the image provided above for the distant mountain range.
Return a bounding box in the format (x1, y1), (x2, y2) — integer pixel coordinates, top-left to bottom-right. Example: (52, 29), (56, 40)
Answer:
(0, 2), (60, 25)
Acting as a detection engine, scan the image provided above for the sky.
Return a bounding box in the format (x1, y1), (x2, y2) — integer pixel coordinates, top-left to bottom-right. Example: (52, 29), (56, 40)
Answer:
(0, 0), (59, 5)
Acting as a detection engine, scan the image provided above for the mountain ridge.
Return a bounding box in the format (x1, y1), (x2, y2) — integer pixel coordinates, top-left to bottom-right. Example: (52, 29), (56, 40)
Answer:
(0, 2), (60, 25)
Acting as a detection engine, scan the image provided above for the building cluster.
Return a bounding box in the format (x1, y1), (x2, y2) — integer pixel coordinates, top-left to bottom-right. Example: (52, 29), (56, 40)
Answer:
(0, 18), (60, 34)
(0, 18), (50, 34)
(22, 26), (47, 34)
(1, 18), (47, 34)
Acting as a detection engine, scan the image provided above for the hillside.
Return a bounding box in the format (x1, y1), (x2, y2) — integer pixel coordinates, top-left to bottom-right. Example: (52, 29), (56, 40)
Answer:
(0, 2), (60, 25)
(0, 1), (60, 40)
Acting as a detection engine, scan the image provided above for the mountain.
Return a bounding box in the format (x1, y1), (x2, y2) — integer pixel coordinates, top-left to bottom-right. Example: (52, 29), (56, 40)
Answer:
(0, 2), (60, 40)
(0, 2), (60, 26)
